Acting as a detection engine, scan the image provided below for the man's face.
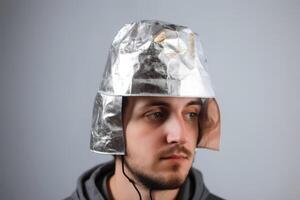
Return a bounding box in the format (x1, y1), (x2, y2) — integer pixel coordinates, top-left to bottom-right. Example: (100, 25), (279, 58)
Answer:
(122, 96), (201, 190)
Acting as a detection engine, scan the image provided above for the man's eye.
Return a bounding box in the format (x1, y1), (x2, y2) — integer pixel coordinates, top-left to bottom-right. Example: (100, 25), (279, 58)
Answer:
(185, 112), (199, 120)
(145, 112), (166, 121)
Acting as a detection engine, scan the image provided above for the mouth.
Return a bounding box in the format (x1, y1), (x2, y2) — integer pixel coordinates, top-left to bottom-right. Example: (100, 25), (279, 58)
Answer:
(161, 154), (188, 160)
(159, 145), (192, 162)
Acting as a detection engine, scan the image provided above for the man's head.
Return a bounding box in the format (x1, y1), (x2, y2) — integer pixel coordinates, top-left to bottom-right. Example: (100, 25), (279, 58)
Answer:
(90, 20), (220, 156)
(121, 96), (201, 189)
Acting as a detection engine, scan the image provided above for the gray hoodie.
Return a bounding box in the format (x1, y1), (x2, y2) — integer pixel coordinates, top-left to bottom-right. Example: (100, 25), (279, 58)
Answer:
(64, 161), (224, 200)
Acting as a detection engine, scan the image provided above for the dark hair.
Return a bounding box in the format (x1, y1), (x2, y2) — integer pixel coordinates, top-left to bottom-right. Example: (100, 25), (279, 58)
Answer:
(122, 96), (128, 114)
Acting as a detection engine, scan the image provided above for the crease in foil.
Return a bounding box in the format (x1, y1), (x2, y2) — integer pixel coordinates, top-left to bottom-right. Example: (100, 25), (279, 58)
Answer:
(90, 93), (125, 154)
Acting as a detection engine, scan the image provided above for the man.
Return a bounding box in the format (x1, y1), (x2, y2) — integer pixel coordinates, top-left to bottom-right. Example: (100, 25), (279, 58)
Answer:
(66, 20), (223, 200)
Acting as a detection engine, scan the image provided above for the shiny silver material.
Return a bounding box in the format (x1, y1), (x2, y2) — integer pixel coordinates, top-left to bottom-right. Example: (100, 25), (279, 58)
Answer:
(90, 20), (220, 154)
(91, 93), (124, 154)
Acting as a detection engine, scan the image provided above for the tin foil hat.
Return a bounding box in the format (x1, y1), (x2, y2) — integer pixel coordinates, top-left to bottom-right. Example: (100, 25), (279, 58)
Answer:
(90, 20), (221, 155)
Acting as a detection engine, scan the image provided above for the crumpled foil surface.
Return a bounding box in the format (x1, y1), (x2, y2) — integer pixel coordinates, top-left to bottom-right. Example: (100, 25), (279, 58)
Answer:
(90, 20), (219, 154)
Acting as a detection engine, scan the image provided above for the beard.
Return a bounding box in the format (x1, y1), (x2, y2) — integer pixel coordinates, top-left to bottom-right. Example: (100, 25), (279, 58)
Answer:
(123, 145), (194, 190)
(123, 157), (186, 190)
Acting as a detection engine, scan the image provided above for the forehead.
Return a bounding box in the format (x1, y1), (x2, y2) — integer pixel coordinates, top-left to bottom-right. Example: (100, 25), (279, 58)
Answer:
(126, 96), (201, 109)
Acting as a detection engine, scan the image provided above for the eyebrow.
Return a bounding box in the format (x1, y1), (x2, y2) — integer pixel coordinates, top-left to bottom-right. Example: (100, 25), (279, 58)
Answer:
(142, 100), (169, 108)
(186, 100), (202, 106)
(141, 99), (202, 109)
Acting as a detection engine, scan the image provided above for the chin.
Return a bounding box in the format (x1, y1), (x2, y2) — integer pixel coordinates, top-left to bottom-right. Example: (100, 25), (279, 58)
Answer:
(153, 174), (187, 190)
(163, 162), (191, 178)
(143, 169), (189, 190)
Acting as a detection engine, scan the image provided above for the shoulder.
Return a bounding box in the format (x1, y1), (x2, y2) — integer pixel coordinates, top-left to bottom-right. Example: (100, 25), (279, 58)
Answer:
(63, 160), (115, 200)
(206, 193), (226, 200)
(63, 192), (78, 200)
(190, 168), (225, 200)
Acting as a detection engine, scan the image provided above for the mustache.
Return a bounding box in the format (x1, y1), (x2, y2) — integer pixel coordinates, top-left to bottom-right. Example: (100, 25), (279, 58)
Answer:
(159, 144), (193, 158)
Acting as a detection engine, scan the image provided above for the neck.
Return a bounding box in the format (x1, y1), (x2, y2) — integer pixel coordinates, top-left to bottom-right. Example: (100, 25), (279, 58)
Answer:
(108, 158), (180, 200)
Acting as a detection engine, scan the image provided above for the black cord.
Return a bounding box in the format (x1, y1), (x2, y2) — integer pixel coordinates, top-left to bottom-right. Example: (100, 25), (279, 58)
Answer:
(121, 156), (142, 200)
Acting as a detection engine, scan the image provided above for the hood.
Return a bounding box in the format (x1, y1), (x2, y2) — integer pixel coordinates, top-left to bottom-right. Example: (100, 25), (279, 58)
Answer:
(66, 161), (212, 200)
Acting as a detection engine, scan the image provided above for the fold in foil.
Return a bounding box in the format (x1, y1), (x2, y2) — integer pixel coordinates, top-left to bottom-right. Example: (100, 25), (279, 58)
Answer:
(90, 20), (221, 154)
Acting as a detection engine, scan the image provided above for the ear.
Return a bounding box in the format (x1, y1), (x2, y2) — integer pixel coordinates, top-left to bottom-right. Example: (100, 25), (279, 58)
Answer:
(197, 98), (221, 150)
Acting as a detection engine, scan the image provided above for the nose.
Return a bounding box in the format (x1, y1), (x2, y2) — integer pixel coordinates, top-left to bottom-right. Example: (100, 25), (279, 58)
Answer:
(164, 114), (187, 144)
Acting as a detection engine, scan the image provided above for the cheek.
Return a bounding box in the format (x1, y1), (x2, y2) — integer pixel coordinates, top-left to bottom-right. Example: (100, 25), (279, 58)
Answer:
(125, 121), (160, 154)
(125, 125), (161, 170)
(186, 126), (199, 147)
(190, 120), (200, 137)
(193, 131), (199, 146)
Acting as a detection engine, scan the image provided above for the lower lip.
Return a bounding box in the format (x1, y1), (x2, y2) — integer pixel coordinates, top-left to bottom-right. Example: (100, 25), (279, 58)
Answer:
(161, 156), (187, 161)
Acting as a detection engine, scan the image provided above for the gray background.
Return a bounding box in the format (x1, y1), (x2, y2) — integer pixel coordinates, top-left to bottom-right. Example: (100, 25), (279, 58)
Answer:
(1, 0), (299, 199)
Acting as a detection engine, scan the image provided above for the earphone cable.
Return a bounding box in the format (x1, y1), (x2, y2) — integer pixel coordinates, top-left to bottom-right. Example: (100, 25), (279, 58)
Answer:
(121, 156), (142, 200)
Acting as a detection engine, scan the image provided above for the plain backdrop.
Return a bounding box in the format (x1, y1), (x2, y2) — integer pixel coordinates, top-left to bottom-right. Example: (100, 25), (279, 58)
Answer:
(1, 0), (299, 199)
